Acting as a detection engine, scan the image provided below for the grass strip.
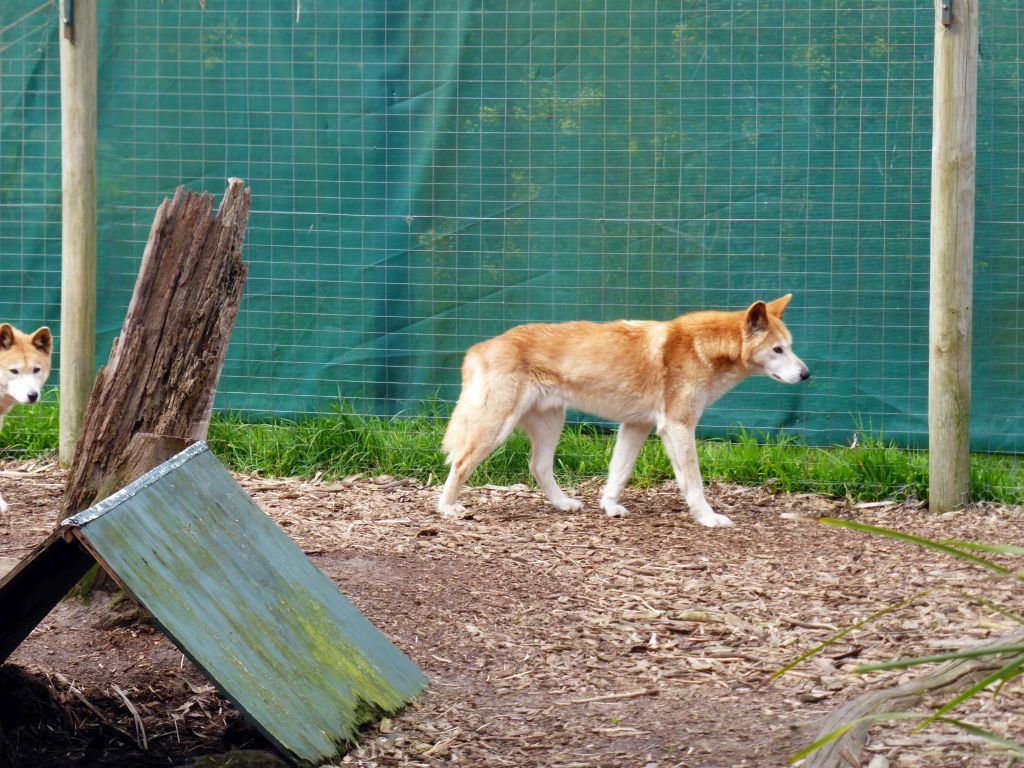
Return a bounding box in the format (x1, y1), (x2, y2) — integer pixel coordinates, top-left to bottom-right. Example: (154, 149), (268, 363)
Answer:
(3, 398), (1024, 504)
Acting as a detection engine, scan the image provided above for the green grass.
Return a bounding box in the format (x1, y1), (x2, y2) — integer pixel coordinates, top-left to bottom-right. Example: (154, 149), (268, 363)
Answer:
(5, 397), (1024, 504)
(0, 388), (62, 456)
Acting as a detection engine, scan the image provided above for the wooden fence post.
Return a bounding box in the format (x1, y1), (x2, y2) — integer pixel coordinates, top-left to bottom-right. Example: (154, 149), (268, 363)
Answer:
(929, 0), (978, 512)
(58, 0), (98, 467)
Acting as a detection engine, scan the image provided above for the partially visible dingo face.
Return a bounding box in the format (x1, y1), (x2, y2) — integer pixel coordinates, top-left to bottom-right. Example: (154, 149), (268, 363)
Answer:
(741, 295), (810, 386)
(0, 324), (52, 407)
(0, 323), (52, 513)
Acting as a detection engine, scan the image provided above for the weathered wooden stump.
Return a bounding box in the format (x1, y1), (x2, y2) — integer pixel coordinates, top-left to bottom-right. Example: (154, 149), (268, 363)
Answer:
(60, 179), (250, 520)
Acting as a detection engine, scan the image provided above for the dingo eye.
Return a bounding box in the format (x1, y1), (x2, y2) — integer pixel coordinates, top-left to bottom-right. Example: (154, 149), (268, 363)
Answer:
(8, 368), (17, 375)
(32, 367), (40, 374)
(772, 346), (783, 354)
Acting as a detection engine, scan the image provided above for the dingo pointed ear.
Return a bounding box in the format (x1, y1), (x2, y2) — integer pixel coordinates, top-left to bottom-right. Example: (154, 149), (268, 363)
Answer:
(767, 294), (793, 317)
(0, 324), (13, 351)
(31, 327), (52, 354)
(745, 301), (769, 334)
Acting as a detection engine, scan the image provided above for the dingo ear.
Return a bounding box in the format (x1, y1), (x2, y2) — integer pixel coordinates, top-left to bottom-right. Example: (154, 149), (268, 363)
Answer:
(31, 327), (52, 355)
(767, 294), (792, 318)
(745, 301), (769, 334)
(0, 324), (13, 351)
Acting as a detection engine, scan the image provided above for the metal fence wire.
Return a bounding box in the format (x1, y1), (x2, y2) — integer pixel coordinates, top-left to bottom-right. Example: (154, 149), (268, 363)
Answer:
(1, 1), (1022, 462)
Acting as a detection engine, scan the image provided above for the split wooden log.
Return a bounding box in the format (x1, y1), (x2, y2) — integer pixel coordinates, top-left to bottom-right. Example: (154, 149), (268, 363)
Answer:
(801, 626), (1024, 768)
(59, 179), (250, 521)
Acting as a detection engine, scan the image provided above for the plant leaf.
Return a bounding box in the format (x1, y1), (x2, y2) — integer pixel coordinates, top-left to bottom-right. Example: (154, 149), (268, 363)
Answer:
(789, 711), (924, 763)
(818, 518), (1020, 582)
(793, 712), (1024, 763)
(941, 539), (1024, 557)
(951, 589), (1024, 625)
(915, 656), (1024, 732)
(854, 645), (1024, 673)
(935, 717), (1024, 756)
(767, 591), (927, 683)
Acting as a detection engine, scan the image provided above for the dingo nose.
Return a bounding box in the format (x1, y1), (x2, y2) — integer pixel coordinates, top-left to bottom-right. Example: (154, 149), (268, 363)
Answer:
(27, 392), (38, 403)
(800, 369), (810, 381)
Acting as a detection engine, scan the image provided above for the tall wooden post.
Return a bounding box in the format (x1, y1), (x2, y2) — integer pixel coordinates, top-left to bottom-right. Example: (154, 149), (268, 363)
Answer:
(58, 0), (98, 467)
(929, 0), (977, 512)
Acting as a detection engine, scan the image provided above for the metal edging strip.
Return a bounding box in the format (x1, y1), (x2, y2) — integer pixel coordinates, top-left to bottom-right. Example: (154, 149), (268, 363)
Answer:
(61, 441), (211, 528)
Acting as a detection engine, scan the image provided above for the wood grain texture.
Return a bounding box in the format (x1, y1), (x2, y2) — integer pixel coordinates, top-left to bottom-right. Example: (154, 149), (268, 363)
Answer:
(66, 444), (428, 764)
(58, 0), (98, 465)
(929, 0), (978, 512)
(60, 180), (250, 520)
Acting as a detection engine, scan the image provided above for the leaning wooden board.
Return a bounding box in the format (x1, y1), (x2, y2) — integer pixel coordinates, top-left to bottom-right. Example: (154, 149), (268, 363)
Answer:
(60, 441), (427, 766)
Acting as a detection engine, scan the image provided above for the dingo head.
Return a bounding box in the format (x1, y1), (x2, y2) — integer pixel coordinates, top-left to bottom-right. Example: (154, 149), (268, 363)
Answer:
(0, 324), (53, 405)
(742, 295), (809, 385)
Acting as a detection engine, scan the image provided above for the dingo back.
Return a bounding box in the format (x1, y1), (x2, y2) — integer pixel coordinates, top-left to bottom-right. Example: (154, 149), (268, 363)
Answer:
(438, 295), (809, 526)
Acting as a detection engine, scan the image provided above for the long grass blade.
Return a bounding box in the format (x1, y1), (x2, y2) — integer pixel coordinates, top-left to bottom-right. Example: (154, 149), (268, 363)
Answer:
(914, 656), (1024, 732)
(789, 711), (924, 763)
(940, 539), (1024, 557)
(818, 518), (1020, 582)
(853, 645), (1024, 673)
(951, 590), (1024, 625)
(767, 591), (927, 683)
(794, 712), (1024, 763)
(935, 717), (1024, 756)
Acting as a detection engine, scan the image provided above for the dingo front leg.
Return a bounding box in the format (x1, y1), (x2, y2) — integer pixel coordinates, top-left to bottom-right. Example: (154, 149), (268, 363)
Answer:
(600, 422), (652, 517)
(437, 472), (469, 518)
(657, 421), (733, 528)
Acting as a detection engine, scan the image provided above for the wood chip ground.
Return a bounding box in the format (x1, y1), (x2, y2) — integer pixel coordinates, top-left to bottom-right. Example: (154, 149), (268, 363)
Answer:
(1, 458), (1022, 767)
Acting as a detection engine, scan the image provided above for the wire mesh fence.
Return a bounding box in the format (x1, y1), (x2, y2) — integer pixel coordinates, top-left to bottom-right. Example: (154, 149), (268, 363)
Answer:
(1, 1), (1022, 497)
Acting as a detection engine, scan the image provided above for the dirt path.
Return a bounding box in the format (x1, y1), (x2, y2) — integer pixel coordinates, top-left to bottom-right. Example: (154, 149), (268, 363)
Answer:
(1, 459), (1022, 767)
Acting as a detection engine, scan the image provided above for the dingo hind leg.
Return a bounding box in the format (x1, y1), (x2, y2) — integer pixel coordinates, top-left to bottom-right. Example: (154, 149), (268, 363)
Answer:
(518, 406), (582, 512)
(439, 409), (501, 517)
(439, 378), (526, 517)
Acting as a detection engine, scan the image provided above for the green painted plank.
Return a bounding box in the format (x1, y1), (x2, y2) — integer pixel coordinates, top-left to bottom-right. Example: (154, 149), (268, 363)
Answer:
(64, 442), (427, 766)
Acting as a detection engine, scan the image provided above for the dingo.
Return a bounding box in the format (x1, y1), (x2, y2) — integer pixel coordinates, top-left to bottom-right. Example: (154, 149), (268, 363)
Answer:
(438, 295), (808, 527)
(0, 324), (52, 513)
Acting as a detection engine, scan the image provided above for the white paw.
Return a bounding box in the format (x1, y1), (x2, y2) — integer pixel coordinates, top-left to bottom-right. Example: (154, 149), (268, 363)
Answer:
(552, 496), (584, 513)
(438, 502), (468, 519)
(0, 494), (7, 514)
(600, 500), (630, 517)
(689, 497), (733, 528)
(694, 511), (734, 528)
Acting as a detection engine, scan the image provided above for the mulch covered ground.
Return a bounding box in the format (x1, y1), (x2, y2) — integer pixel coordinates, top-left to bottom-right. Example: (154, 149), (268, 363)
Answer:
(1, 457), (1022, 767)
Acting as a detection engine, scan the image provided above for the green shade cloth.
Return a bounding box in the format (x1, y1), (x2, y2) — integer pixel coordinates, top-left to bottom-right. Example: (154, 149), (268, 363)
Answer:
(2, 2), (1022, 449)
